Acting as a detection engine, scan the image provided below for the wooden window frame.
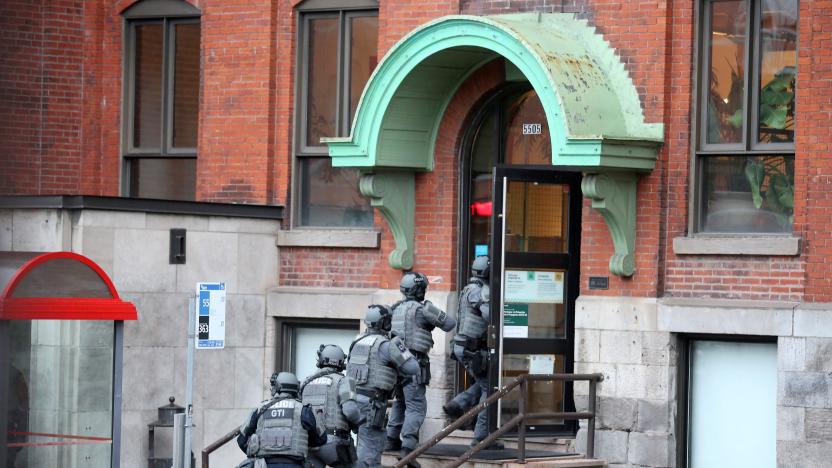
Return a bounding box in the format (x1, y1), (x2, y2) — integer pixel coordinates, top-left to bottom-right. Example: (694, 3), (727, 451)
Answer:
(121, 0), (201, 199)
(690, 0), (797, 234)
(292, 1), (378, 228)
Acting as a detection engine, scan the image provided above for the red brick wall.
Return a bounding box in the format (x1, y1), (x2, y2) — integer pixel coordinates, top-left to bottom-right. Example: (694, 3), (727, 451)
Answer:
(196, 0), (275, 204)
(4, 0), (825, 303)
(660, 0), (806, 302)
(0, 0), (86, 195)
(795, 0), (832, 302)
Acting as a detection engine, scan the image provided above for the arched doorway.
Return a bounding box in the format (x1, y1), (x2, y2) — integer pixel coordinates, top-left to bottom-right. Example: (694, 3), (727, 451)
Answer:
(458, 84), (582, 435)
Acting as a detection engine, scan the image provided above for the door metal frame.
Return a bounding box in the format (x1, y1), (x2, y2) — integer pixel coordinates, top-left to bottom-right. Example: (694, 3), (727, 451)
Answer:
(488, 165), (582, 436)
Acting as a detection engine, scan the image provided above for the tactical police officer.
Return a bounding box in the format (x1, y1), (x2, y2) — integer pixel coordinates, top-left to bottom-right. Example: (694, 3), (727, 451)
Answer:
(386, 272), (456, 465)
(346, 304), (420, 468)
(443, 256), (503, 449)
(238, 372), (327, 468)
(301, 344), (362, 468)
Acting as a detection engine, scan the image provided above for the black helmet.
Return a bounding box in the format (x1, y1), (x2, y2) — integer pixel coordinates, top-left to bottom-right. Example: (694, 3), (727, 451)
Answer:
(365, 304), (392, 332)
(472, 255), (490, 279)
(317, 344), (347, 371)
(400, 272), (429, 301)
(270, 371), (300, 397)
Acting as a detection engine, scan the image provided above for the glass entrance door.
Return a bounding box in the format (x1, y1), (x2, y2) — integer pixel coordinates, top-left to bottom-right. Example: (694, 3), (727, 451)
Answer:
(489, 167), (581, 435)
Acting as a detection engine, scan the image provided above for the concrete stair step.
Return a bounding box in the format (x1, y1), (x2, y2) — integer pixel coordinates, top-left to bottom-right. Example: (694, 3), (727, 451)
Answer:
(381, 452), (607, 468)
(441, 429), (574, 452)
(380, 433), (603, 468)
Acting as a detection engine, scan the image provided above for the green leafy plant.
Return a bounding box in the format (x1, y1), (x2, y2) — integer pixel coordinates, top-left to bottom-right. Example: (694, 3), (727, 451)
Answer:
(742, 66), (796, 228)
(744, 155), (794, 228)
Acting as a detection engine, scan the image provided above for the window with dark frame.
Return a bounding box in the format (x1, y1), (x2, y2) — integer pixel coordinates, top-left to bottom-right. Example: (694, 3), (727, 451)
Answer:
(294, 3), (378, 228)
(695, 0), (797, 234)
(123, 1), (201, 201)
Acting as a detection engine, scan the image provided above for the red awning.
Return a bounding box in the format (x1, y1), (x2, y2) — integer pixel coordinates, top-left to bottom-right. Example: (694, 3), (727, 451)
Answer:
(0, 251), (137, 320)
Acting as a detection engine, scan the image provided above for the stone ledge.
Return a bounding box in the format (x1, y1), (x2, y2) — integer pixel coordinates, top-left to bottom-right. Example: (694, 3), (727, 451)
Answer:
(276, 228), (380, 248)
(673, 235), (801, 256)
(658, 298), (794, 336)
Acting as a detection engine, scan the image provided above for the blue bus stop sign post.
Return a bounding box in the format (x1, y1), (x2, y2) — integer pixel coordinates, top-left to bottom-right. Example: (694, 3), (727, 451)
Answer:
(183, 282), (226, 468)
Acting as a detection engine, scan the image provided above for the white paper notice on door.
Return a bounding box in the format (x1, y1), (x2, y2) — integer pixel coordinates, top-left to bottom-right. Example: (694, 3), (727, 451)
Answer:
(529, 354), (556, 375)
(504, 270), (564, 304)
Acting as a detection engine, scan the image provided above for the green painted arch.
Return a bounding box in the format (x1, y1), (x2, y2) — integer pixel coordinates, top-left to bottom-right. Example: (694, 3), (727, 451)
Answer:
(324, 13), (664, 172)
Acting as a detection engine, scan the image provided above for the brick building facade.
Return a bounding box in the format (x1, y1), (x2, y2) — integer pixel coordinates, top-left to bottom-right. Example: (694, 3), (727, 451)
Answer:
(1, 0), (830, 467)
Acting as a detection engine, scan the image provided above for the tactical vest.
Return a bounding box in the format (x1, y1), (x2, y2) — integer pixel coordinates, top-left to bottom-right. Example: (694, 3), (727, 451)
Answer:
(457, 280), (489, 341)
(255, 398), (308, 459)
(391, 300), (434, 354)
(301, 371), (348, 433)
(346, 334), (397, 392)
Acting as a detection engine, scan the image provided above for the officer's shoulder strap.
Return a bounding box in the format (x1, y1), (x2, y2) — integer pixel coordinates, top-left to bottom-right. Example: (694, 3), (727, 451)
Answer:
(300, 368), (337, 394)
(246, 397), (279, 432)
(348, 331), (375, 355)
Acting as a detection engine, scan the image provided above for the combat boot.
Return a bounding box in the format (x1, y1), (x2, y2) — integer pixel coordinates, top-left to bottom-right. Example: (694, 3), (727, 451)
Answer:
(399, 447), (421, 468)
(471, 438), (505, 451)
(442, 401), (463, 418)
(384, 437), (401, 452)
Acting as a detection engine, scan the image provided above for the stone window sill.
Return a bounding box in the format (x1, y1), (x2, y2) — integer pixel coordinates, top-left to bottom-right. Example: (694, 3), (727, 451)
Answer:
(673, 235), (801, 256)
(276, 229), (380, 248)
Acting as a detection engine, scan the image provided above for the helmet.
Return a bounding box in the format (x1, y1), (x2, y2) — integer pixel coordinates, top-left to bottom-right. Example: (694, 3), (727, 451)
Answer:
(270, 371), (300, 397)
(400, 272), (429, 301)
(472, 255), (490, 279)
(365, 304), (392, 332)
(317, 344), (347, 370)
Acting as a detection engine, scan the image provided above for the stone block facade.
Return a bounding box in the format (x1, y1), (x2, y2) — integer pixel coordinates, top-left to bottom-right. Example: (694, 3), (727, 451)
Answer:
(574, 296), (832, 468)
(1, 207), (280, 467)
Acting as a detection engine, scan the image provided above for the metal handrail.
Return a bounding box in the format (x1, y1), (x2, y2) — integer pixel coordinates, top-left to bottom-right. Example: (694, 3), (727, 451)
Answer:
(395, 373), (604, 468)
(201, 426), (240, 468)
(201, 373), (603, 468)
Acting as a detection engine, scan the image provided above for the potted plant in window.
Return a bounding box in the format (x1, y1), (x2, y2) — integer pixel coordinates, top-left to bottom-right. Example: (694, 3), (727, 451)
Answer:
(743, 66), (796, 230)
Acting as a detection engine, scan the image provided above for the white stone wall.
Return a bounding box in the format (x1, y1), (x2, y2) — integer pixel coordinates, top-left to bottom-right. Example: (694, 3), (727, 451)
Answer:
(573, 296), (677, 468)
(576, 295), (832, 468)
(2, 208), (280, 468)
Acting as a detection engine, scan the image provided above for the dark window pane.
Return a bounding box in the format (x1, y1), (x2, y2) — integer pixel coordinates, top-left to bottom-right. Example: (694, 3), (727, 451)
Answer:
(500, 353), (565, 425)
(306, 17), (338, 147)
(11, 258), (113, 298)
(129, 158), (196, 201)
(504, 90), (551, 165)
(133, 23), (164, 149)
(348, 15), (378, 125)
(505, 181), (569, 253)
(299, 158), (373, 227)
(701, 155), (793, 233)
(758, 0), (797, 144)
(706, 0), (747, 145)
(468, 108), (499, 262)
(173, 22), (200, 148)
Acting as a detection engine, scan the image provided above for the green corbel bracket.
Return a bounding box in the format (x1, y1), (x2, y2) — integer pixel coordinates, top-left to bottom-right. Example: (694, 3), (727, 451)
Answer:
(581, 172), (638, 277)
(359, 170), (415, 270)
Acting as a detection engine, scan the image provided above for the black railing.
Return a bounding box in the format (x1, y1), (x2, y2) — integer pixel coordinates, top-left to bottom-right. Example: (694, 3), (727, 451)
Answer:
(395, 373), (604, 468)
(202, 373), (604, 468)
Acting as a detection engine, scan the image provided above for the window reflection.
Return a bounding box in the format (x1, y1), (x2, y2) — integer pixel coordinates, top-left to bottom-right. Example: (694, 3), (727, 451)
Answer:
(706, 0), (747, 145)
(299, 158), (374, 227)
(7, 320), (114, 468)
(701, 155), (793, 233)
(758, 0), (796, 144)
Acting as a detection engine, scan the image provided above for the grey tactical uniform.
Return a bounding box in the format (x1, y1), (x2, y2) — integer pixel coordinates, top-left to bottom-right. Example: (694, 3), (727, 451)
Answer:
(387, 299), (456, 452)
(301, 367), (362, 468)
(450, 278), (491, 441)
(347, 331), (418, 468)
